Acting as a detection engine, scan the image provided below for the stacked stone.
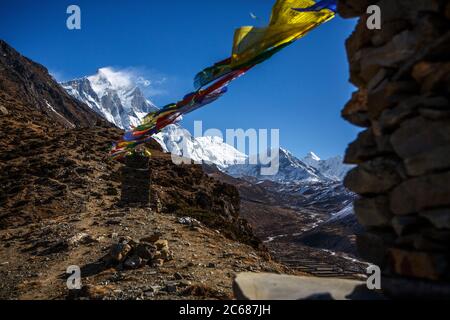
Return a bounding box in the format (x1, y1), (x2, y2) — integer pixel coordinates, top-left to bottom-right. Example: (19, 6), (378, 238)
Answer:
(338, 0), (450, 297)
(120, 154), (151, 207)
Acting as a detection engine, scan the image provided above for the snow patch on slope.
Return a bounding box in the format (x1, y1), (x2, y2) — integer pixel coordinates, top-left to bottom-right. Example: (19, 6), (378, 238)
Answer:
(44, 99), (75, 128)
(327, 204), (354, 223)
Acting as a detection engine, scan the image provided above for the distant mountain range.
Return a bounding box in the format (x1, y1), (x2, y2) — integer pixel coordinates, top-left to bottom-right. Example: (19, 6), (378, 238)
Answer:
(62, 69), (352, 183)
(225, 148), (352, 183)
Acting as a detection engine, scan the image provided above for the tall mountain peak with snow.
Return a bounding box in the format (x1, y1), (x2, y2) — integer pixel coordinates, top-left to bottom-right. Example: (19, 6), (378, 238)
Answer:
(62, 67), (158, 130)
(304, 151), (321, 164)
(301, 152), (352, 181)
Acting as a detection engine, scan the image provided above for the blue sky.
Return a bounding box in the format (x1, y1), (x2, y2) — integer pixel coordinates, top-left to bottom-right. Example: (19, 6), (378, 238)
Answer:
(0, 0), (359, 159)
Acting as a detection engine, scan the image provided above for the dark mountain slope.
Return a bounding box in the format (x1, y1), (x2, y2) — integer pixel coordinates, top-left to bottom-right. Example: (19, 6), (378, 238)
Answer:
(0, 40), (107, 128)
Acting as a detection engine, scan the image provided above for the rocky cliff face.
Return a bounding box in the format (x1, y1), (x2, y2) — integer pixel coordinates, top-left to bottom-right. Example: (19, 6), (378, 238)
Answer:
(338, 0), (450, 298)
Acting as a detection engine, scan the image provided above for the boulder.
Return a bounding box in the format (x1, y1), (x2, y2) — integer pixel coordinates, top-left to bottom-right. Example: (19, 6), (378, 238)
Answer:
(366, 80), (418, 119)
(390, 171), (450, 215)
(154, 239), (169, 251)
(419, 107), (450, 120)
(413, 234), (448, 252)
(67, 232), (97, 247)
(177, 216), (202, 227)
(157, 247), (174, 261)
(405, 145), (450, 176)
(341, 90), (370, 127)
(344, 129), (379, 164)
(374, 133), (395, 154)
(345, 17), (373, 60)
(233, 272), (381, 300)
(376, 0), (440, 23)
(367, 68), (390, 92)
(371, 20), (410, 47)
(378, 97), (422, 133)
(382, 275), (450, 299)
(152, 258), (164, 267)
(357, 31), (418, 84)
(135, 242), (157, 260)
(337, 0), (375, 19)
(412, 62), (450, 94)
(344, 157), (402, 195)
(387, 248), (449, 281)
(109, 243), (132, 263)
(391, 216), (421, 236)
(124, 255), (145, 269)
(354, 195), (392, 227)
(0, 105), (8, 115)
(356, 230), (396, 266)
(391, 117), (450, 160)
(420, 208), (450, 229)
(422, 228), (450, 244)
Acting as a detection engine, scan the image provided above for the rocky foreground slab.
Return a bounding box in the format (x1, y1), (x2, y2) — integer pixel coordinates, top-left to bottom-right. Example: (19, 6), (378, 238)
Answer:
(233, 272), (384, 300)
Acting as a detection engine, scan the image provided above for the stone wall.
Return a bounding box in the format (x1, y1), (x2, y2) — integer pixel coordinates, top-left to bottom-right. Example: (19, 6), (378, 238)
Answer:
(338, 0), (450, 298)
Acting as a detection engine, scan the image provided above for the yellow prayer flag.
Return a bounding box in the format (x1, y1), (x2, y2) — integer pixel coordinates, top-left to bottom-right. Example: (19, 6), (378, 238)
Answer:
(230, 0), (335, 68)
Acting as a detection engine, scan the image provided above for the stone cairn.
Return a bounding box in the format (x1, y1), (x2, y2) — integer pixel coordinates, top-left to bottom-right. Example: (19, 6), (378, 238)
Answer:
(120, 153), (151, 207)
(106, 234), (173, 270)
(338, 0), (450, 298)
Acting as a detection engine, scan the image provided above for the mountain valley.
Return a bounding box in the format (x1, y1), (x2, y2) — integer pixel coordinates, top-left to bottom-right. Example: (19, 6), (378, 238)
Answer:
(0, 39), (368, 299)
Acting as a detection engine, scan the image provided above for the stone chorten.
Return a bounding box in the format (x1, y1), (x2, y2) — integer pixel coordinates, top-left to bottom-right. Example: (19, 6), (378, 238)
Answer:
(339, 0), (450, 298)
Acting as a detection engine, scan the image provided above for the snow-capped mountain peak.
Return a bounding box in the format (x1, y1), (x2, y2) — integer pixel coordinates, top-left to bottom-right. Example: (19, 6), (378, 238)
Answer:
(62, 68), (158, 129)
(301, 152), (352, 181)
(305, 151), (321, 162)
(87, 67), (139, 98)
